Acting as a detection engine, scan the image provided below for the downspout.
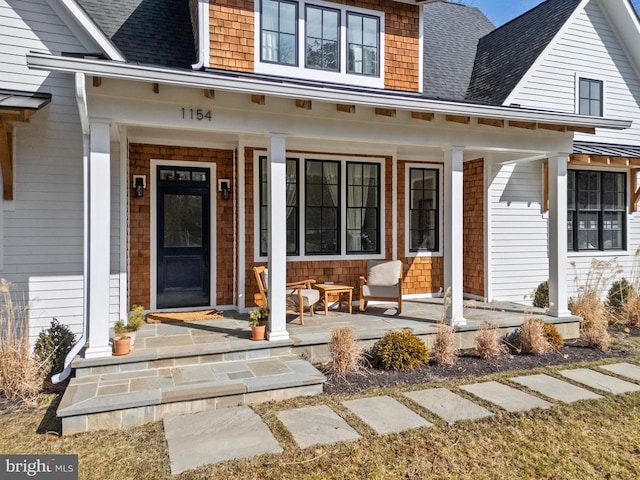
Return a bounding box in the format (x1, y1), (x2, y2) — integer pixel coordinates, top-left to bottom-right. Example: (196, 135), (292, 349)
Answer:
(191, 0), (210, 70)
(52, 72), (90, 384)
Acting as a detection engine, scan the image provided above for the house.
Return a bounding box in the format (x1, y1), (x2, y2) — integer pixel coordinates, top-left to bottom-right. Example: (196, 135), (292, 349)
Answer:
(461, 0), (640, 302)
(0, 0), (633, 368)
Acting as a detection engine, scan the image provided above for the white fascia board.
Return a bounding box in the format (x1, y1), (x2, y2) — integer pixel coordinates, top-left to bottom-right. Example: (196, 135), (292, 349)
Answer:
(57, 0), (126, 61)
(600, 0), (640, 81)
(26, 51), (631, 130)
(503, 0), (591, 108)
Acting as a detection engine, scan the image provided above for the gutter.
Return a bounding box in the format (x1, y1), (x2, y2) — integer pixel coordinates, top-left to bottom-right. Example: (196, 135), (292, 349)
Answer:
(52, 72), (90, 384)
(26, 52), (632, 131)
(191, 0), (210, 70)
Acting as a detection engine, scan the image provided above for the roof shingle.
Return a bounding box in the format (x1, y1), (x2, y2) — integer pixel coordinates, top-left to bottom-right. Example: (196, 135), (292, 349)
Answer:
(76, 0), (196, 69)
(466, 0), (582, 105)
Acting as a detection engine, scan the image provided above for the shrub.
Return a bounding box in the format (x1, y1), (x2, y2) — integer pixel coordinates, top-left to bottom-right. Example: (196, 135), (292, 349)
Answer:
(0, 279), (45, 400)
(372, 330), (428, 371)
(542, 323), (564, 349)
(432, 324), (458, 366)
(475, 323), (508, 359)
(533, 281), (549, 309)
(606, 278), (632, 318)
(127, 304), (145, 331)
(328, 328), (363, 377)
(33, 318), (76, 376)
(510, 318), (551, 355)
(621, 289), (640, 328)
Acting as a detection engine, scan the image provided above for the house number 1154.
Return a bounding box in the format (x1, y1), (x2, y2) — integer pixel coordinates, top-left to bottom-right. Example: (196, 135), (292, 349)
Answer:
(181, 108), (212, 121)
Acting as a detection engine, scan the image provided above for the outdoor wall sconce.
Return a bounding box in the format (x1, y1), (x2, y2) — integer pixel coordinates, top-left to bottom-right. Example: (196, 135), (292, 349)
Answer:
(219, 179), (231, 200)
(133, 175), (146, 197)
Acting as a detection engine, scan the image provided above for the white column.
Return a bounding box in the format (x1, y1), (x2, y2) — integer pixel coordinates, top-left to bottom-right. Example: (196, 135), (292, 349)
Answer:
(443, 146), (466, 326)
(266, 134), (290, 341)
(548, 154), (571, 317)
(84, 119), (113, 358)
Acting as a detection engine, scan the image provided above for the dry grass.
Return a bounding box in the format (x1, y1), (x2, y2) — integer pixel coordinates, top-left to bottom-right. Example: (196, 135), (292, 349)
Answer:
(327, 328), (364, 377)
(517, 318), (552, 355)
(619, 289), (640, 328)
(475, 323), (508, 360)
(1, 344), (640, 480)
(432, 324), (458, 366)
(0, 279), (46, 401)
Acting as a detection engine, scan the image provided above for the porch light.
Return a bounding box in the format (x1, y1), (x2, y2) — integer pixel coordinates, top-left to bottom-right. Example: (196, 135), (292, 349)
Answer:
(219, 179), (231, 200)
(133, 175), (146, 197)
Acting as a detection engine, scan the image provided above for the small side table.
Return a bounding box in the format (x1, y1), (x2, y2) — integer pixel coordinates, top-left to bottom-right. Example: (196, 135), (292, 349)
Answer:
(314, 284), (354, 315)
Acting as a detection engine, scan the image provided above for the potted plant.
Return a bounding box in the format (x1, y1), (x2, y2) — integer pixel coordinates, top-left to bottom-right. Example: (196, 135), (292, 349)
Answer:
(248, 307), (268, 341)
(114, 304), (145, 346)
(113, 335), (131, 356)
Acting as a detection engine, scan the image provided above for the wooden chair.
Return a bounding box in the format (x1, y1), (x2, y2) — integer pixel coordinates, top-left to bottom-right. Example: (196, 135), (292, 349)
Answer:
(359, 260), (403, 314)
(253, 266), (320, 325)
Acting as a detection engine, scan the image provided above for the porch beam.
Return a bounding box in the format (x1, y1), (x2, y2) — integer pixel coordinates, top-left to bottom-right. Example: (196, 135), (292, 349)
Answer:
(84, 119), (113, 358)
(477, 117), (504, 128)
(411, 111), (434, 121)
(375, 108), (396, 117)
(295, 99), (312, 110)
(509, 120), (537, 130)
(445, 115), (470, 125)
(204, 89), (215, 99)
(0, 122), (13, 201)
(547, 153), (571, 318)
(336, 104), (356, 114)
(567, 125), (596, 135)
(266, 134), (290, 342)
(631, 169), (640, 213)
(251, 95), (266, 105)
(538, 123), (567, 132)
(443, 146), (466, 326)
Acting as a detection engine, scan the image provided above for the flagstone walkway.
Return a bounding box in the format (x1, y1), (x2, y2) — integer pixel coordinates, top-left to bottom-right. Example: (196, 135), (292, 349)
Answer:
(163, 362), (640, 475)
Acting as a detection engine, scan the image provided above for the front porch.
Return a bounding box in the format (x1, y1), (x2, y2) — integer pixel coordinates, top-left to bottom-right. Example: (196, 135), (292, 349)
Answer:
(58, 299), (580, 434)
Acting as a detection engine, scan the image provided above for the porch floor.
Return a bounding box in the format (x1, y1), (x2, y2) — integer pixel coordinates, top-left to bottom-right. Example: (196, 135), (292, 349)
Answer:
(60, 298), (581, 435)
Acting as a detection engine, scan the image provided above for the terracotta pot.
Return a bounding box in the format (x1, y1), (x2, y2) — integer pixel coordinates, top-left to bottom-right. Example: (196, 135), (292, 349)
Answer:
(251, 324), (266, 341)
(113, 335), (131, 356)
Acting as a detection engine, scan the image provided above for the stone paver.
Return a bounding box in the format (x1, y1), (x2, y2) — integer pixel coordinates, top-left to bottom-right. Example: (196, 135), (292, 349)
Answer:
(342, 396), (433, 434)
(510, 374), (603, 403)
(277, 405), (360, 449)
(559, 368), (640, 395)
(164, 406), (282, 475)
(461, 381), (552, 412)
(601, 363), (640, 382)
(404, 388), (493, 424)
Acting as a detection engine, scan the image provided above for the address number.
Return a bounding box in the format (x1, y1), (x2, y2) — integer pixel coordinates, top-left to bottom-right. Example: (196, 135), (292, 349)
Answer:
(181, 108), (212, 121)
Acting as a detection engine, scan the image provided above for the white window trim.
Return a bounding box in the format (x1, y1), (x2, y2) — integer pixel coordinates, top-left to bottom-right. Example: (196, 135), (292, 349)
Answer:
(404, 162), (444, 258)
(575, 73), (606, 117)
(150, 159), (217, 310)
(566, 164), (630, 257)
(253, 150), (386, 262)
(254, 0), (385, 89)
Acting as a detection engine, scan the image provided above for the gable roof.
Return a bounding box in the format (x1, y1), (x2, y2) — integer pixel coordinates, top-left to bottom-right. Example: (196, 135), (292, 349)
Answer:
(75, 0), (196, 69)
(466, 0), (582, 105)
(423, 1), (495, 101)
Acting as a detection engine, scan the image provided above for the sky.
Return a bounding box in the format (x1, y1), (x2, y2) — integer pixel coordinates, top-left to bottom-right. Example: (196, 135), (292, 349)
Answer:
(457, 0), (640, 27)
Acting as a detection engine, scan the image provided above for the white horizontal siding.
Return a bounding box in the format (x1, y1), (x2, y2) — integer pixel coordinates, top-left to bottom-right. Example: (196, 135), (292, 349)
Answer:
(489, 158), (640, 304)
(509, 2), (640, 146)
(1, 0), (122, 342)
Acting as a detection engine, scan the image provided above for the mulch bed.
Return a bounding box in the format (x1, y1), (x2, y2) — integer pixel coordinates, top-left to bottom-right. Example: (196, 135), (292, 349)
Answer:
(323, 329), (639, 396)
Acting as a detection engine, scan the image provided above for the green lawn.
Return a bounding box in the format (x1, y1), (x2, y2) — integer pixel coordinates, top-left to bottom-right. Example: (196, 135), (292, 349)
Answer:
(1, 339), (639, 480)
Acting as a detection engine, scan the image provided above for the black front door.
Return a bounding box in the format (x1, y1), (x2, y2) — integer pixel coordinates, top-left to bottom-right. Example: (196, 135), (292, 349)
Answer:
(157, 166), (211, 309)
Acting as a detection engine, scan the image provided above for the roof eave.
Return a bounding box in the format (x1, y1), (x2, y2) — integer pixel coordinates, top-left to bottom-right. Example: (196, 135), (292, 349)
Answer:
(26, 52), (631, 131)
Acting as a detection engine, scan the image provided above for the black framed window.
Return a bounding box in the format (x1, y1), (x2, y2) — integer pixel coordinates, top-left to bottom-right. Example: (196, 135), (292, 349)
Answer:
(346, 162), (380, 253)
(305, 5), (339, 71)
(347, 12), (379, 76)
(261, 0), (298, 65)
(305, 160), (340, 255)
(579, 78), (603, 116)
(568, 170), (626, 251)
(409, 168), (439, 252)
(259, 157), (299, 256)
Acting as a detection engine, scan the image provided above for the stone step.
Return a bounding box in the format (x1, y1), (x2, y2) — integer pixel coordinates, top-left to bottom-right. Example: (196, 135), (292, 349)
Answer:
(59, 356), (326, 435)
